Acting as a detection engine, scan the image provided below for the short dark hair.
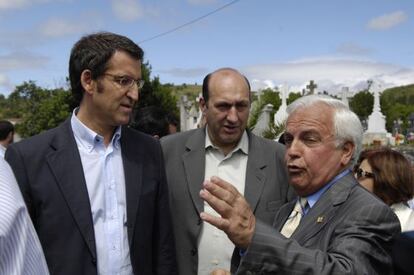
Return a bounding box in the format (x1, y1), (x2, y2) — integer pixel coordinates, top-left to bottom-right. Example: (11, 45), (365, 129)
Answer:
(0, 120), (14, 140)
(69, 32), (144, 106)
(202, 68), (251, 103)
(356, 148), (414, 205)
(131, 106), (169, 138)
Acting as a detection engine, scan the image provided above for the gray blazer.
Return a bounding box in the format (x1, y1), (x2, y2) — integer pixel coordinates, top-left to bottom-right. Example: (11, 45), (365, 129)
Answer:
(161, 128), (293, 275)
(235, 173), (401, 275)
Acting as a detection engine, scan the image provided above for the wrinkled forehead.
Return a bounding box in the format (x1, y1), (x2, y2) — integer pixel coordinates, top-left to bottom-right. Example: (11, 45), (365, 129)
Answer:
(286, 103), (335, 134)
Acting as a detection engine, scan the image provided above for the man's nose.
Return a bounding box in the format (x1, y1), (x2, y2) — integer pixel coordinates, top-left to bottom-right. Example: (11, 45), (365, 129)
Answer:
(226, 106), (238, 122)
(127, 86), (139, 102)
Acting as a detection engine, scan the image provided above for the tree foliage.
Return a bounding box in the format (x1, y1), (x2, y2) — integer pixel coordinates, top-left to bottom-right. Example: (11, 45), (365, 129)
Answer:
(5, 82), (73, 137)
(381, 84), (414, 132)
(349, 91), (374, 120)
(131, 62), (179, 125)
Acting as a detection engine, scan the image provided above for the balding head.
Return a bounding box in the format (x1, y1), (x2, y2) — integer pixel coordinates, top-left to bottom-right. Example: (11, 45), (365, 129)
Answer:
(202, 68), (251, 103)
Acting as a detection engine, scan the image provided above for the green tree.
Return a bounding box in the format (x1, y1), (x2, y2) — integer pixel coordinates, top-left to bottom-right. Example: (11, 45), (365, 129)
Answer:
(287, 92), (302, 105)
(349, 91), (374, 120)
(16, 87), (72, 138)
(132, 62), (178, 125)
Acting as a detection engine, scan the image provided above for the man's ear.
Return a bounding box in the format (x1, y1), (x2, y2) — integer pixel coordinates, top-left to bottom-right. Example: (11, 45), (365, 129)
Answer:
(341, 141), (355, 166)
(80, 70), (96, 95)
(199, 97), (207, 113)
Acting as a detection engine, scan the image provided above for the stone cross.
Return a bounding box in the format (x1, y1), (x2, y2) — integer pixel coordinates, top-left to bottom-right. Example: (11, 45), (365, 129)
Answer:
(306, 80), (317, 94)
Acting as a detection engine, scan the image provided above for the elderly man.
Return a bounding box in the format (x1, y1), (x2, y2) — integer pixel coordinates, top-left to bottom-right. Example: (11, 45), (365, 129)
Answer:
(161, 68), (292, 274)
(201, 95), (400, 274)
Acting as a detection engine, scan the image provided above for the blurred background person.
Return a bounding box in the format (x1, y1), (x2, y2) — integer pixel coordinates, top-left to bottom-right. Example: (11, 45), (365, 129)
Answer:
(0, 120), (14, 158)
(131, 106), (172, 138)
(355, 147), (414, 232)
(166, 111), (179, 134)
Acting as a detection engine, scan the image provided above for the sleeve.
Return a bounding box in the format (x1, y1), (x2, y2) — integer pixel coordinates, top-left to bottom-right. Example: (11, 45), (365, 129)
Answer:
(0, 159), (49, 274)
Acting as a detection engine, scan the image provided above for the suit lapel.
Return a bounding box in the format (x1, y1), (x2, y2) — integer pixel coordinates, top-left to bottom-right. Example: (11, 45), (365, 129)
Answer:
(292, 174), (355, 244)
(182, 129), (206, 215)
(244, 133), (266, 213)
(121, 127), (143, 245)
(46, 119), (96, 259)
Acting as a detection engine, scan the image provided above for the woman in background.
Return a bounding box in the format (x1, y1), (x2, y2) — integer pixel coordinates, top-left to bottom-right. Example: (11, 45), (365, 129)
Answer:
(355, 147), (414, 232)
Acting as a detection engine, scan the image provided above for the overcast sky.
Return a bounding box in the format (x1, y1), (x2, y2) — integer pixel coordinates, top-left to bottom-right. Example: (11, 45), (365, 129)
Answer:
(0, 0), (413, 96)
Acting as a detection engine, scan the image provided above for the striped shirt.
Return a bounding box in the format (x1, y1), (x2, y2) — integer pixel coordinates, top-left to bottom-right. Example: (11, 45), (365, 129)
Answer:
(0, 158), (49, 275)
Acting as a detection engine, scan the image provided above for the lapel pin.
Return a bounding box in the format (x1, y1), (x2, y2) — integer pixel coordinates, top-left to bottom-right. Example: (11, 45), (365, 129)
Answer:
(316, 216), (324, 223)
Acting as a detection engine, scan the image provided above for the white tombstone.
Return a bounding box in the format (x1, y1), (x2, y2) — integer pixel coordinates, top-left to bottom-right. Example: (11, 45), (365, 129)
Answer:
(274, 85), (288, 126)
(252, 104), (274, 137)
(363, 82), (390, 145)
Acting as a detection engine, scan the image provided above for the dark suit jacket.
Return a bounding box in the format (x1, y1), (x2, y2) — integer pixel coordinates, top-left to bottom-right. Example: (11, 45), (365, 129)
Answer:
(235, 173), (401, 274)
(392, 230), (414, 275)
(5, 119), (177, 275)
(161, 128), (293, 275)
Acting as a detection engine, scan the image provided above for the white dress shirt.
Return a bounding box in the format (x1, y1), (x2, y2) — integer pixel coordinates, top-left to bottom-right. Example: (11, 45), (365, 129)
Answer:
(198, 129), (249, 275)
(0, 158), (50, 275)
(71, 112), (132, 275)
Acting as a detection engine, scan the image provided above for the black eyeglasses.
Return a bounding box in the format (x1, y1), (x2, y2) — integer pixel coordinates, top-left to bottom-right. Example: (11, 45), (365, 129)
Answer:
(103, 73), (145, 89)
(354, 168), (374, 180)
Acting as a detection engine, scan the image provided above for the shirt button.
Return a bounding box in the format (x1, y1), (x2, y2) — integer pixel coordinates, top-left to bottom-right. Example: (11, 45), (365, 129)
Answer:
(211, 259), (219, 265)
(191, 249), (197, 256)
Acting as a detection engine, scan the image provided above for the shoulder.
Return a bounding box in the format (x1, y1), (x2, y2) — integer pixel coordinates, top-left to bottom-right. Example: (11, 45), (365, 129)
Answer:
(161, 128), (201, 148)
(248, 132), (285, 152)
(8, 122), (66, 154)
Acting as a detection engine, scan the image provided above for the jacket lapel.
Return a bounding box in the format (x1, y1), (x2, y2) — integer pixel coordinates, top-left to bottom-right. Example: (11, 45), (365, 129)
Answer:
(121, 127), (143, 245)
(292, 174), (355, 244)
(182, 129), (206, 215)
(46, 119), (96, 259)
(244, 133), (266, 213)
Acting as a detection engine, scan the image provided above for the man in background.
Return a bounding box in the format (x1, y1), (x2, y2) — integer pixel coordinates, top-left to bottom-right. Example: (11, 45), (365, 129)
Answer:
(161, 67), (292, 274)
(0, 120), (14, 158)
(6, 32), (176, 275)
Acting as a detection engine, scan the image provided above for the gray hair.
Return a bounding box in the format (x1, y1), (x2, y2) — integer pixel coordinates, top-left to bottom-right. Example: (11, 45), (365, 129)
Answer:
(286, 94), (363, 165)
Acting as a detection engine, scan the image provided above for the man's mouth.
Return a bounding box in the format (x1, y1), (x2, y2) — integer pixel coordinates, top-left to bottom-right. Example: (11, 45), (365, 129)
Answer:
(287, 164), (304, 175)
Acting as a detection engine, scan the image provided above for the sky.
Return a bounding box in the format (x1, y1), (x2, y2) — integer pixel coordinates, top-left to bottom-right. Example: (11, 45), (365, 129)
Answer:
(0, 0), (413, 96)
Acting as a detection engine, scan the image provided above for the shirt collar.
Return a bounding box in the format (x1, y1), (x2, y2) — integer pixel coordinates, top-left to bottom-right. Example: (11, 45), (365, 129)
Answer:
(306, 169), (352, 209)
(204, 126), (249, 155)
(71, 108), (122, 152)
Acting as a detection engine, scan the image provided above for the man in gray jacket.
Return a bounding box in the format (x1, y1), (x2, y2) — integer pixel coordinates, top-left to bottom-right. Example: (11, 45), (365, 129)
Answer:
(161, 68), (292, 275)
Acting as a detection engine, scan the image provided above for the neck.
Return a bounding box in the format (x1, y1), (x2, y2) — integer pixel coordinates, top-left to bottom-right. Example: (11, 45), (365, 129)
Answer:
(76, 107), (116, 147)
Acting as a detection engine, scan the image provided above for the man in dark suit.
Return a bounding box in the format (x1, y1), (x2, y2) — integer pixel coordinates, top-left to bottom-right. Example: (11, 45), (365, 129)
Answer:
(201, 95), (401, 274)
(6, 32), (176, 275)
(161, 68), (292, 275)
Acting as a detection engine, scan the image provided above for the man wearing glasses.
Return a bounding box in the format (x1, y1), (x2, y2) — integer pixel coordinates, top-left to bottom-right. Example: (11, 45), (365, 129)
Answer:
(6, 32), (177, 275)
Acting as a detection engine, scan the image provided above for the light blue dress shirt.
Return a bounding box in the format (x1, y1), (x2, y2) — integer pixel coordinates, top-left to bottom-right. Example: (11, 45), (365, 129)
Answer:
(71, 112), (133, 275)
(0, 158), (50, 275)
